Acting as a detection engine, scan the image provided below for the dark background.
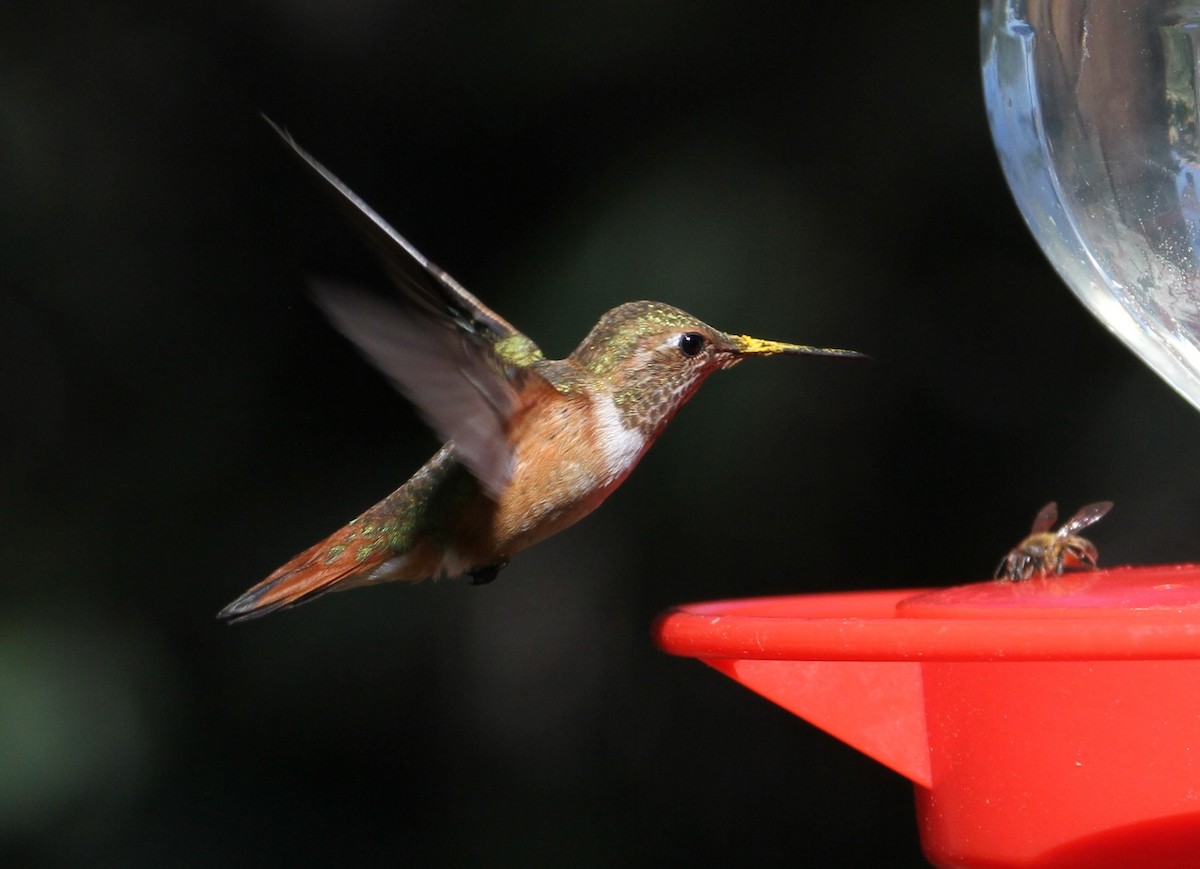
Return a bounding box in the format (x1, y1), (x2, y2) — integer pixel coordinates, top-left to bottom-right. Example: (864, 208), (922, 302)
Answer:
(5, 2), (1200, 867)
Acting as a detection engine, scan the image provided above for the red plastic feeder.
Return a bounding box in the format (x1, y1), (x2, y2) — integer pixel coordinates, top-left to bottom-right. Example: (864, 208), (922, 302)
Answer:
(654, 565), (1200, 868)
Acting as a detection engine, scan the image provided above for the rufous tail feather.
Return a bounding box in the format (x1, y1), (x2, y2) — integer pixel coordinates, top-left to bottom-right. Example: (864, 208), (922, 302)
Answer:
(218, 527), (390, 623)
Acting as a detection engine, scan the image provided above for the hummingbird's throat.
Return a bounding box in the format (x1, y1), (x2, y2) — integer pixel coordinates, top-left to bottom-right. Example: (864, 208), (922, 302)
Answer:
(592, 393), (650, 483)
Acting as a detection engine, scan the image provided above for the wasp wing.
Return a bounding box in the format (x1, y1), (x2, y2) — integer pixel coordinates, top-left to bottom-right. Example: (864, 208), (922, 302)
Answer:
(1029, 501), (1058, 534)
(1056, 501), (1113, 539)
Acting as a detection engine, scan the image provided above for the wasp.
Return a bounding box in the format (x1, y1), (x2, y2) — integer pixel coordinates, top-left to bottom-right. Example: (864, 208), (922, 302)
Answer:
(995, 501), (1113, 581)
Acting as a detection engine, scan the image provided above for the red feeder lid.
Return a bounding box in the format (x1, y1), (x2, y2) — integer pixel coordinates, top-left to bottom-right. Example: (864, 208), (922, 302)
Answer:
(654, 564), (1200, 663)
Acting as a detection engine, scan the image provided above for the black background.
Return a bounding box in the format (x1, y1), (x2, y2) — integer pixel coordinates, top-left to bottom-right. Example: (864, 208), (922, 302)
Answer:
(5, 2), (1200, 867)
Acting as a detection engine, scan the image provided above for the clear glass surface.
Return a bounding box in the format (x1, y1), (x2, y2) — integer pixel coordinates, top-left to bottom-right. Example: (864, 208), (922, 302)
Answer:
(982, 0), (1200, 411)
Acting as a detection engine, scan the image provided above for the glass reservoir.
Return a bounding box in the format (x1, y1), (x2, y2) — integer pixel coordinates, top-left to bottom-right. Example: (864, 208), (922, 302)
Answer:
(982, 0), (1200, 410)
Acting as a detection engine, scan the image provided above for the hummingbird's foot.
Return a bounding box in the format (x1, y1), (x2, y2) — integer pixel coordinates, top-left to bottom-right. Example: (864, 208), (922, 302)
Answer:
(467, 561), (507, 585)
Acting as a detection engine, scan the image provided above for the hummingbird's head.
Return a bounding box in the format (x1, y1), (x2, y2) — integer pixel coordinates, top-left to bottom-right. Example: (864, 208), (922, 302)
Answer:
(571, 301), (863, 435)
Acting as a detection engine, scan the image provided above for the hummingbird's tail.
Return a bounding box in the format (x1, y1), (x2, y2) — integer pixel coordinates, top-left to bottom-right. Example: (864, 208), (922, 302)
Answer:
(217, 530), (376, 622)
(220, 447), (472, 622)
(217, 508), (436, 622)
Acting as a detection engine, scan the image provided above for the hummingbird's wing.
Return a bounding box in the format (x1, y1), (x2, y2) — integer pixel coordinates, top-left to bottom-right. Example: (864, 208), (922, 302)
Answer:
(266, 118), (556, 497)
(311, 284), (553, 499)
(265, 117), (543, 368)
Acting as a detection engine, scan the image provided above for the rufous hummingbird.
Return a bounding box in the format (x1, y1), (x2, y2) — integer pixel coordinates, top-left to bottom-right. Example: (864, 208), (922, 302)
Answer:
(218, 120), (864, 622)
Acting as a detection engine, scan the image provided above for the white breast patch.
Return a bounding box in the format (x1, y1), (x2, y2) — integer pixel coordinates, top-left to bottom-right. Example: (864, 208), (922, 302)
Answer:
(591, 393), (648, 484)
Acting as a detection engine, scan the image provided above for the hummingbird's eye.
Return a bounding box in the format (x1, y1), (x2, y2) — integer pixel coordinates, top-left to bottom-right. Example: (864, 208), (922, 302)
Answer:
(677, 332), (706, 358)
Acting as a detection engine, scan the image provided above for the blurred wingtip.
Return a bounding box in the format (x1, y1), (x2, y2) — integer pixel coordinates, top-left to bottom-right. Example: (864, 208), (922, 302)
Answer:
(260, 113), (291, 141)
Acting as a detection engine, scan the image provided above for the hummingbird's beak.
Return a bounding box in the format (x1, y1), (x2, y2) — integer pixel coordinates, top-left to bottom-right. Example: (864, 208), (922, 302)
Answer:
(728, 335), (867, 360)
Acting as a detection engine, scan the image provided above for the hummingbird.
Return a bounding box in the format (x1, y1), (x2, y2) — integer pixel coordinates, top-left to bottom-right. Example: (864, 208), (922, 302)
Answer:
(218, 120), (864, 622)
